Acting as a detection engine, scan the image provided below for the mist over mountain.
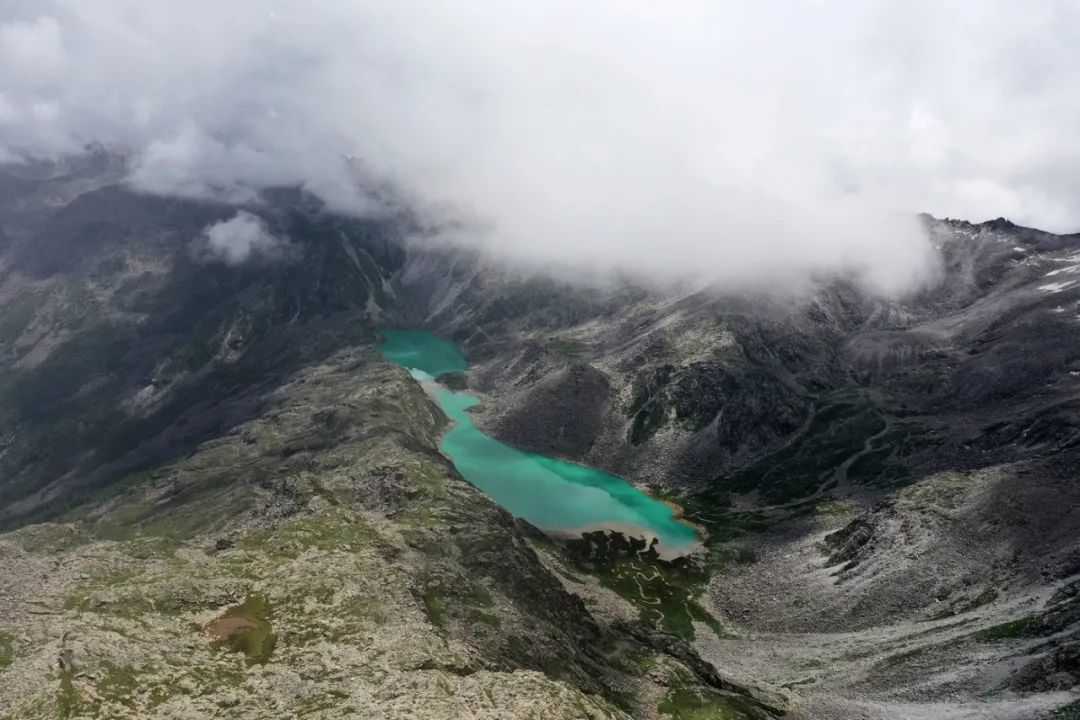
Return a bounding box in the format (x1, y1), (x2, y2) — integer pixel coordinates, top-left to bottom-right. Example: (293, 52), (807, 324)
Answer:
(0, 144), (1079, 720)
(3, 1), (1079, 294)
(2, 4), (1080, 720)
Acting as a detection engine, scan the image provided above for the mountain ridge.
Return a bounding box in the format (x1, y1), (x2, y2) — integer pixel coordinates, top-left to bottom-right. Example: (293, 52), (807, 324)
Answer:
(0, 160), (1077, 718)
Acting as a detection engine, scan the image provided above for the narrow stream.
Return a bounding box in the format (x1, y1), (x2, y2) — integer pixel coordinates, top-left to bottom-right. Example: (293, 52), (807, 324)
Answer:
(380, 330), (699, 555)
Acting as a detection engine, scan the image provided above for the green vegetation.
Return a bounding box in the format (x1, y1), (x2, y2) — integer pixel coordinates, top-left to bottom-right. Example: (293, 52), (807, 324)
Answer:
(898, 471), (975, 514)
(0, 631), (13, 669)
(650, 390), (922, 512)
(209, 595), (276, 663)
(928, 588), (999, 620)
(972, 616), (1042, 642)
(618, 391), (930, 644)
(435, 371), (469, 390)
(567, 533), (727, 642)
(0, 207), (404, 532)
(57, 663), (78, 719)
(421, 587), (449, 630)
(417, 572), (498, 634)
(811, 499), (857, 517)
(626, 365), (673, 446)
(629, 399), (669, 445)
(728, 547), (757, 564)
(97, 664), (142, 707)
(1047, 700), (1080, 719)
(4, 321), (132, 419)
(658, 687), (758, 720)
(713, 397), (887, 503)
(547, 335), (587, 360)
(0, 291), (44, 348)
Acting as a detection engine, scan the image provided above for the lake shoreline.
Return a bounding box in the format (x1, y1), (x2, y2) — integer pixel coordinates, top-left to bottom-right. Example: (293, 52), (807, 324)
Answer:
(544, 521), (705, 561)
(381, 329), (701, 555)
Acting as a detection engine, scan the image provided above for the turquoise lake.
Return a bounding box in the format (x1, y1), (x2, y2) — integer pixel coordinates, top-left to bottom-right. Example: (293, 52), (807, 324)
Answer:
(379, 329), (699, 552)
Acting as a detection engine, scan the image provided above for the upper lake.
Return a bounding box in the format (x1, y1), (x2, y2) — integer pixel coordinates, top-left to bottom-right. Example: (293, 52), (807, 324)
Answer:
(379, 329), (699, 554)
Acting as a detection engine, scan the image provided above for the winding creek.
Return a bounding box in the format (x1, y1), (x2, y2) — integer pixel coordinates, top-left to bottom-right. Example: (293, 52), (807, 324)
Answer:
(380, 330), (700, 555)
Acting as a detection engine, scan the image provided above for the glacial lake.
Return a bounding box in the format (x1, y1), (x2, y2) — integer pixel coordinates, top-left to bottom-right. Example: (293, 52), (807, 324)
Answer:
(379, 329), (699, 554)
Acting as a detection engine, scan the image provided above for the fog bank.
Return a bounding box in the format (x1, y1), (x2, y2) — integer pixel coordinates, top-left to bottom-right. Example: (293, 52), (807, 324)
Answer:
(2, 1), (1078, 294)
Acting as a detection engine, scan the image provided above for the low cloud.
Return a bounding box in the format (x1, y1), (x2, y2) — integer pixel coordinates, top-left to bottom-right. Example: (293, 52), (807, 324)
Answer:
(2, 1), (1079, 295)
(194, 211), (294, 266)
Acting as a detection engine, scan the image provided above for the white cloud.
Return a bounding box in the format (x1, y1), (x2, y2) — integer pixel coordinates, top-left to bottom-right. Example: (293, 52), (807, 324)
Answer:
(0, 15), (64, 86)
(1, 1), (1079, 295)
(195, 211), (294, 266)
(0, 93), (16, 123)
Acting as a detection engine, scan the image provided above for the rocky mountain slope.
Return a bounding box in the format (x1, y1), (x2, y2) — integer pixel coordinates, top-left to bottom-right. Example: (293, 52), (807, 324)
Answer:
(394, 218), (1080, 718)
(395, 216), (1080, 495)
(0, 160), (777, 719)
(1, 154), (1078, 718)
(2, 348), (775, 719)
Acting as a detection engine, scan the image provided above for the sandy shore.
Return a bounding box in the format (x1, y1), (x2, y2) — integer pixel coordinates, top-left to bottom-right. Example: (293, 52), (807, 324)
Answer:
(658, 497), (706, 533)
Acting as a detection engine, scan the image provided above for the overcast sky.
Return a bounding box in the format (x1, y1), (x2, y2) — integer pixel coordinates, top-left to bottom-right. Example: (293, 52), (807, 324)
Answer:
(1, 1), (1078, 294)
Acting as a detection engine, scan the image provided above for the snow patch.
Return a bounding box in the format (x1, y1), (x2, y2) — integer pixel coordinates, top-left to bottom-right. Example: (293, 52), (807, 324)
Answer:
(1038, 281), (1077, 293)
(1045, 265), (1080, 277)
